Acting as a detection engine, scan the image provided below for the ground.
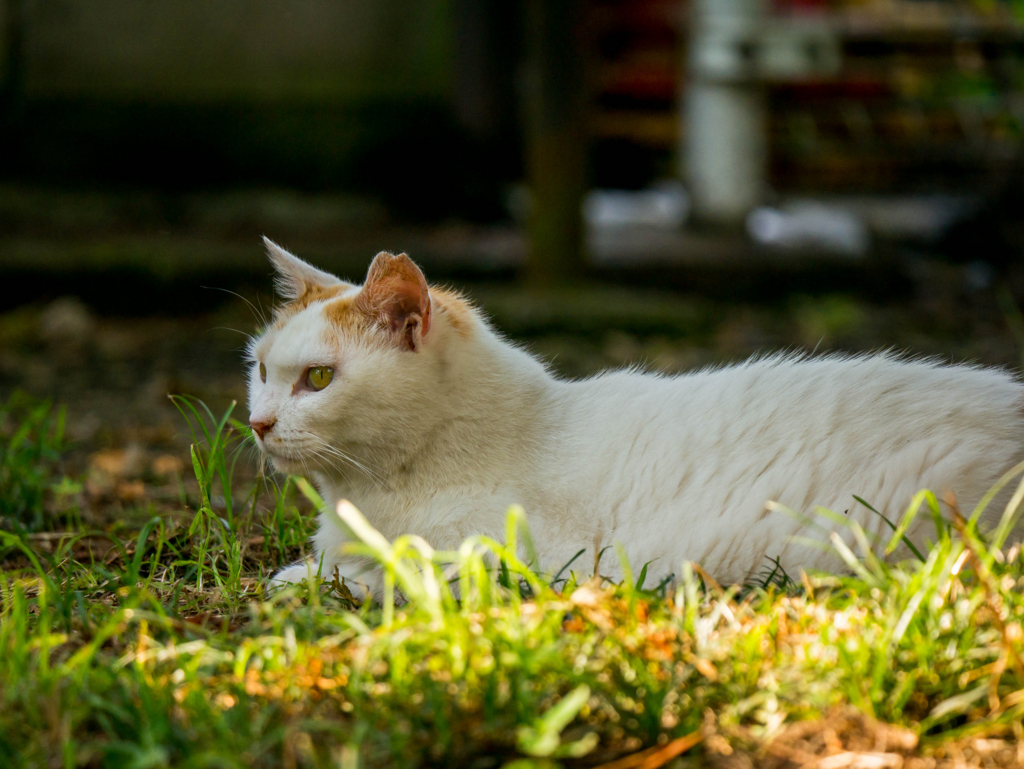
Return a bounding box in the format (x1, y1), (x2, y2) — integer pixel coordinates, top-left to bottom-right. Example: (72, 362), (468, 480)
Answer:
(2, 255), (1024, 767)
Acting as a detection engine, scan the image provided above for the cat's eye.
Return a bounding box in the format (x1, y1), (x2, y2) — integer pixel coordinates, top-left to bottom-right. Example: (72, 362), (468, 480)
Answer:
(306, 366), (334, 391)
(259, 362), (266, 383)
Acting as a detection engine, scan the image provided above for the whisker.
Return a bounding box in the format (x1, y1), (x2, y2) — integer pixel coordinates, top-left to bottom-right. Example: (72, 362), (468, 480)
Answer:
(315, 448), (364, 488)
(255, 292), (268, 327)
(308, 451), (344, 484)
(302, 433), (392, 492)
(297, 454), (312, 484)
(317, 444), (391, 490)
(209, 327), (252, 338)
(202, 285), (268, 327)
(316, 448), (386, 491)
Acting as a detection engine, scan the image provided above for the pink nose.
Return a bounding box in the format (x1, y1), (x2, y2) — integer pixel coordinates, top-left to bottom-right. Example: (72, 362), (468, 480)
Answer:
(250, 418), (276, 440)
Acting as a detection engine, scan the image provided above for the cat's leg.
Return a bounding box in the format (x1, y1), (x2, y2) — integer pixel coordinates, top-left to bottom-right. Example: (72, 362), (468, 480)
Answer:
(309, 511), (384, 599)
(267, 510), (383, 598)
(270, 560), (316, 586)
(320, 555), (382, 600)
(268, 555), (380, 600)
(279, 494), (533, 600)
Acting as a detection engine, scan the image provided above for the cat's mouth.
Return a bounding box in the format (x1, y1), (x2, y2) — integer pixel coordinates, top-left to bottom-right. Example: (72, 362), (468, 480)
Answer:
(258, 443), (307, 473)
(267, 454), (307, 474)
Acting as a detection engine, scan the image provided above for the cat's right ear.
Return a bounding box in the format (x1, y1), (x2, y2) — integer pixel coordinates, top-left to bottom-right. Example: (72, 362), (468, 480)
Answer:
(264, 237), (346, 300)
(356, 251), (432, 351)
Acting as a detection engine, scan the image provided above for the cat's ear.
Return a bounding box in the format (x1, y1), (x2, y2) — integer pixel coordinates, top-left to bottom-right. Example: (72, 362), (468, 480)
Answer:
(264, 236), (345, 300)
(356, 252), (432, 351)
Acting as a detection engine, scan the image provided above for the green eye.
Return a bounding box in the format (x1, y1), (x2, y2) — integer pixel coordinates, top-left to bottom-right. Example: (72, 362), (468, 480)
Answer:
(259, 362), (266, 382)
(306, 366), (334, 391)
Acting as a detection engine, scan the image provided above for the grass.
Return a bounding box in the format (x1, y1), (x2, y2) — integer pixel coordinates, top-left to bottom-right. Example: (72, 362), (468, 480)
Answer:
(1, 396), (1024, 768)
(0, 391), (70, 533)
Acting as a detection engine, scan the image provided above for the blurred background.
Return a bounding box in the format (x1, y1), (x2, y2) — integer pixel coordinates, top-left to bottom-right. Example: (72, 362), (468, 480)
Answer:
(4, 0), (1024, 491)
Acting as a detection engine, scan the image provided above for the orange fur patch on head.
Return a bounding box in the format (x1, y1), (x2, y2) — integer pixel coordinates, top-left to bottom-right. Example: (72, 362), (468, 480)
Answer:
(296, 283), (347, 309)
(319, 295), (364, 347)
(430, 287), (475, 339)
(322, 295), (358, 327)
(270, 283), (348, 330)
(264, 253), (478, 348)
(318, 284), (476, 342)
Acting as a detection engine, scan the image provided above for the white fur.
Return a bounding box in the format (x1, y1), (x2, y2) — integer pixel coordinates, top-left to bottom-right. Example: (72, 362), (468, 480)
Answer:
(250, 248), (1024, 596)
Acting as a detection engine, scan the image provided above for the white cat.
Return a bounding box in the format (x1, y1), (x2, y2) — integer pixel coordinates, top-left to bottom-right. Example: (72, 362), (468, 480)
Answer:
(248, 238), (1024, 596)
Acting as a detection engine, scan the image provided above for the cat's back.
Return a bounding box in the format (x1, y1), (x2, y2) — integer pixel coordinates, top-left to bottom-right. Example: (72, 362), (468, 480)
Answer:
(546, 354), (1024, 579)
(566, 353), (1023, 450)
(696, 353), (1022, 442)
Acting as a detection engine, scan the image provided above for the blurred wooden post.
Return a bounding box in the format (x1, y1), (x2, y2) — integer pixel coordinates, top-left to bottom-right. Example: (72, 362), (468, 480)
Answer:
(522, 0), (588, 287)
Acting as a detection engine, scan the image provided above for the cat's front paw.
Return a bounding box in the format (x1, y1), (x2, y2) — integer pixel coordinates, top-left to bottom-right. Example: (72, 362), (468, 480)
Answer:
(269, 559), (318, 587)
(324, 561), (380, 602)
(267, 557), (380, 602)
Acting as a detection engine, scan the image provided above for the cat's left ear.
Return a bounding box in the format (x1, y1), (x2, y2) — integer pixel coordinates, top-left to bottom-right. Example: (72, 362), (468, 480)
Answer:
(264, 236), (347, 300)
(356, 252), (432, 351)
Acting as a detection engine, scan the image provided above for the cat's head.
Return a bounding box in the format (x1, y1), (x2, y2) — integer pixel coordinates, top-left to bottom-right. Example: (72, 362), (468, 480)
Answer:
(247, 238), (476, 475)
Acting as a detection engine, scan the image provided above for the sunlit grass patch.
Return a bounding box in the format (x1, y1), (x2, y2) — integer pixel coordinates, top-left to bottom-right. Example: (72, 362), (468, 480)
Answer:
(1, 395), (1023, 767)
